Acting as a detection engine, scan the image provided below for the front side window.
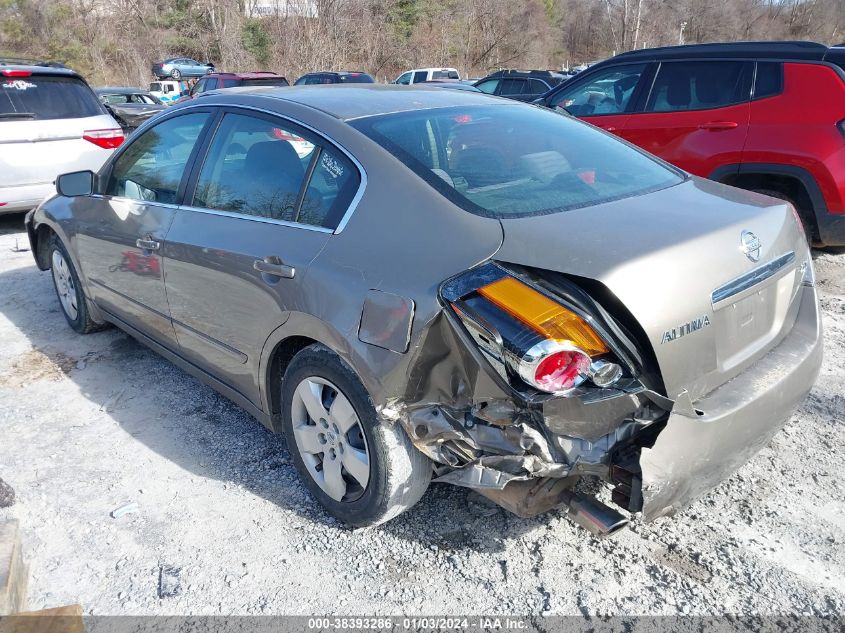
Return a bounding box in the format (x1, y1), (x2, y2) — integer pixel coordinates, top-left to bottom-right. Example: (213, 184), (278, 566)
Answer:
(396, 72), (412, 85)
(549, 63), (646, 116)
(645, 61), (751, 112)
(475, 79), (499, 94)
(529, 79), (549, 94)
(105, 112), (209, 203)
(352, 104), (682, 219)
(500, 78), (526, 95)
(192, 112), (359, 228)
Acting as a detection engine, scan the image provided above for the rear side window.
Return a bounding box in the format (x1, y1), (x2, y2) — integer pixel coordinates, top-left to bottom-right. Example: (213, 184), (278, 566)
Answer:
(0, 75), (103, 121)
(529, 79), (549, 93)
(754, 62), (783, 99)
(106, 112), (209, 203)
(413, 71), (428, 83)
(645, 61), (752, 112)
(192, 112), (359, 228)
(239, 78), (289, 87)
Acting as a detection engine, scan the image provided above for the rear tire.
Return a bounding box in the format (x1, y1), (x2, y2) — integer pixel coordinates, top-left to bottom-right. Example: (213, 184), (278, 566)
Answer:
(49, 236), (105, 335)
(281, 344), (431, 526)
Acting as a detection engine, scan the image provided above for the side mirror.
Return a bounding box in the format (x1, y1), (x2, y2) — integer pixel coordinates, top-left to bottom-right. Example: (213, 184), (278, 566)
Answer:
(56, 171), (94, 197)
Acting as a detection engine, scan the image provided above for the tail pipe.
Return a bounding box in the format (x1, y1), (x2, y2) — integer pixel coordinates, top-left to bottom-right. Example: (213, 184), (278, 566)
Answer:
(563, 491), (628, 537)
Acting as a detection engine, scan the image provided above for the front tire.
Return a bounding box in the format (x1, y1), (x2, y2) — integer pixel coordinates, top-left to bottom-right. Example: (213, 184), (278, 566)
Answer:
(281, 344), (431, 526)
(49, 236), (104, 334)
(170, 69), (181, 80)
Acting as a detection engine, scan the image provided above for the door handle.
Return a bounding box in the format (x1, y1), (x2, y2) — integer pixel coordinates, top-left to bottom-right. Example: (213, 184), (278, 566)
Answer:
(136, 237), (160, 251)
(254, 256), (295, 279)
(698, 121), (738, 131)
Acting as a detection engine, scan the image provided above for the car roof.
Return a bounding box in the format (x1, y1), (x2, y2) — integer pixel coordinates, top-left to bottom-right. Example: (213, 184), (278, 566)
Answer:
(201, 84), (507, 120)
(96, 86), (149, 94)
(208, 71), (283, 79)
(0, 63), (81, 78)
(607, 40), (831, 64)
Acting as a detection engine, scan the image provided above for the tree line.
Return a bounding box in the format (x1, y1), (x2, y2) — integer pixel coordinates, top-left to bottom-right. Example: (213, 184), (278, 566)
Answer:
(0, 0), (842, 87)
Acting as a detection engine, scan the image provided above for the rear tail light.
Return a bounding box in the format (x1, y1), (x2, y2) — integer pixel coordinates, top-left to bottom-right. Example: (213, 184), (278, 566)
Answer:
(83, 128), (124, 149)
(450, 272), (622, 394)
(1, 69), (32, 77)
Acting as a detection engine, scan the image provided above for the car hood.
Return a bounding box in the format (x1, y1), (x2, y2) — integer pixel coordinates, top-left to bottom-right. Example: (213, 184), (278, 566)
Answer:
(495, 176), (809, 402)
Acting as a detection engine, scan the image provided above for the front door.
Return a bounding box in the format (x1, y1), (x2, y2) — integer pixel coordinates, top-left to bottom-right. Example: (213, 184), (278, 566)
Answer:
(163, 109), (362, 405)
(74, 111), (212, 346)
(620, 60), (752, 177)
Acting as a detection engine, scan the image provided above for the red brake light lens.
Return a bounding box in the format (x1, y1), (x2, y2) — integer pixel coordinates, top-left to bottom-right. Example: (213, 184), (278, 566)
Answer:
(83, 128), (124, 149)
(533, 348), (591, 392)
(1, 69), (32, 78)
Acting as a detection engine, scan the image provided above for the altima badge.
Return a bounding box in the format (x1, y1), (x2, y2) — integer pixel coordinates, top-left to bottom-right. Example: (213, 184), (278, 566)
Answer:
(741, 230), (761, 262)
(661, 315), (711, 344)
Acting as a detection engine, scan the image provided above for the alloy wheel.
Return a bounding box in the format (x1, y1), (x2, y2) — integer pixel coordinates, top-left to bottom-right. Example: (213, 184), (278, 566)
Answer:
(51, 250), (78, 321)
(290, 376), (370, 503)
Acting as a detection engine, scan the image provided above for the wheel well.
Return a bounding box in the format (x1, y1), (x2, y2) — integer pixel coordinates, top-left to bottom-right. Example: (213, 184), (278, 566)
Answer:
(719, 172), (819, 241)
(34, 224), (56, 270)
(266, 335), (319, 416)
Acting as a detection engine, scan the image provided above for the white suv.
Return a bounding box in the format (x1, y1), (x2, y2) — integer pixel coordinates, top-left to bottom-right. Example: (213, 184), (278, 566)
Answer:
(0, 64), (123, 214)
(393, 68), (461, 85)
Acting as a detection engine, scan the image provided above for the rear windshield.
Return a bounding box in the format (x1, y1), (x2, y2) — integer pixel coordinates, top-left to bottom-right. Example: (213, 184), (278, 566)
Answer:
(339, 73), (375, 83)
(1, 75), (103, 121)
(351, 104), (683, 218)
(236, 78), (290, 87)
(432, 70), (459, 79)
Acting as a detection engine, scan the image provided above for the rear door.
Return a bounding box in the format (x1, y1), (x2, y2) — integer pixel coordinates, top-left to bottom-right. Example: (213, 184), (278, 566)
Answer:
(620, 60), (752, 177)
(163, 108), (362, 405)
(74, 110), (213, 346)
(497, 78), (529, 101)
(544, 63), (650, 134)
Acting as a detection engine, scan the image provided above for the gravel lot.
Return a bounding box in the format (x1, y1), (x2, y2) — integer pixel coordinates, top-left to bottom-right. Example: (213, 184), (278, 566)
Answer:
(1, 211), (844, 617)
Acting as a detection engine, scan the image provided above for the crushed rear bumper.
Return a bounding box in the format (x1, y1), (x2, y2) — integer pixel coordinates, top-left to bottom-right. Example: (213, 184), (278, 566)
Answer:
(639, 285), (822, 520)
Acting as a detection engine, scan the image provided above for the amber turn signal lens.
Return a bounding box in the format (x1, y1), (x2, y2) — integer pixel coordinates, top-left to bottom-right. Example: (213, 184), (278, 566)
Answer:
(478, 277), (608, 356)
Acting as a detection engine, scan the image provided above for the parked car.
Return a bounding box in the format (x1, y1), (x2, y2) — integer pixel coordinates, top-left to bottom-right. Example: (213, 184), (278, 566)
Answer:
(420, 80), (482, 92)
(295, 71), (375, 85)
(26, 86), (821, 534)
(536, 41), (845, 245)
(393, 67), (460, 84)
(151, 57), (215, 80)
(473, 69), (568, 102)
(95, 87), (166, 132)
(0, 63), (123, 214)
(178, 71), (290, 103)
(149, 80), (189, 105)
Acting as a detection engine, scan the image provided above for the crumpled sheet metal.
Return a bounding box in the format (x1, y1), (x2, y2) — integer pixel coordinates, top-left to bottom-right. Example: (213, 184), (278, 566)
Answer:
(433, 455), (569, 489)
(639, 297), (822, 520)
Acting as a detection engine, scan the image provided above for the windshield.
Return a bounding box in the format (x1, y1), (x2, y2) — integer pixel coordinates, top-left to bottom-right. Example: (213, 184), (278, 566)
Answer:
(351, 104), (683, 218)
(1, 75), (103, 120)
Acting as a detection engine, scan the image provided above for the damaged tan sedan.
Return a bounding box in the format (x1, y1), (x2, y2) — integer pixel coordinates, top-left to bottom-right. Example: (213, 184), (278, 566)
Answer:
(26, 86), (822, 533)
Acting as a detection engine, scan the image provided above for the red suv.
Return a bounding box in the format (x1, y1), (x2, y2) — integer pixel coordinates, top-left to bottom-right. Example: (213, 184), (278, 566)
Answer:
(179, 71), (289, 102)
(537, 42), (845, 245)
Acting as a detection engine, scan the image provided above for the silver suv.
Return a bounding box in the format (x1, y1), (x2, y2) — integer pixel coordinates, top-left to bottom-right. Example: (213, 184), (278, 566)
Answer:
(0, 62), (123, 214)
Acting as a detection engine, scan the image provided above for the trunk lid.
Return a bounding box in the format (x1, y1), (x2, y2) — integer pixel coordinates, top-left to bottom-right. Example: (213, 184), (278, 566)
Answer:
(495, 177), (809, 401)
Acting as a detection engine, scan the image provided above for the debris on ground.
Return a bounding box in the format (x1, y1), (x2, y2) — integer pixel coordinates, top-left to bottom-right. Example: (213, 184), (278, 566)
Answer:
(157, 565), (182, 599)
(0, 479), (14, 508)
(109, 502), (139, 519)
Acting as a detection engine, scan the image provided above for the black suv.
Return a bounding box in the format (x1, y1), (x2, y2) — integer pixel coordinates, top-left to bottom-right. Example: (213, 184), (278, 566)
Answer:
(473, 70), (568, 102)
(294, 71), (375, 85)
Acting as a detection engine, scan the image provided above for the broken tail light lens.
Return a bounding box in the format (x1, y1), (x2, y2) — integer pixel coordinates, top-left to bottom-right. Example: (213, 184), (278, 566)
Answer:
(83, 128), (124, 149)
(477, 276), (608, 356)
